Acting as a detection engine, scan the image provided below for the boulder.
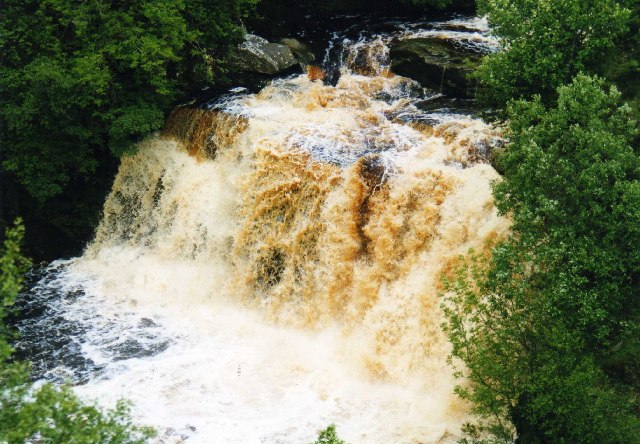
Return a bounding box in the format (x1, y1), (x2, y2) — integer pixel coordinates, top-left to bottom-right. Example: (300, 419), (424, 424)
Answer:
(230, 34), (297, 75)
(389, 37), (482, 98)
(489, 144), (507, 174)
(280, 38), (316, 65)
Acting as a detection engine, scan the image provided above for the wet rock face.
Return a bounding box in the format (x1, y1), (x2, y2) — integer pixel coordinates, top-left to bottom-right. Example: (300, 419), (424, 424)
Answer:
(280, 38), (316, 65)
(230, 34), (297, 75)
(389, 37), (482, 98)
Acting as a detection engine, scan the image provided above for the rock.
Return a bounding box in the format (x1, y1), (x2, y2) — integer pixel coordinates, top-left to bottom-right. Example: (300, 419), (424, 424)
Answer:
(230, 34), (297, 75)
(489, 143), (507, 174)
(280, 38), (316, 65)
(389, 37), (482, 98)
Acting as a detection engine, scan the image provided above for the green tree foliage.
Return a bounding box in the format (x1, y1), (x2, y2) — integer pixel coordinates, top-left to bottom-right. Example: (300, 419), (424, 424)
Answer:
(443, 75), (640, 442)
(604, 0), (640, 115)
(0, 0), (257, 201)
(475, 0), (630, 107)
(0, 219), (31, 360)
(0, 0), (258, 258)
(311, 424), (347, 444)
(0, 220), (154, 443)
(0, 382), (154, 444)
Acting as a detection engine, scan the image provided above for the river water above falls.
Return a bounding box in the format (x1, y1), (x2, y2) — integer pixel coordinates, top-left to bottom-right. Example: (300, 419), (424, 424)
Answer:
(13, 16), (509, 443)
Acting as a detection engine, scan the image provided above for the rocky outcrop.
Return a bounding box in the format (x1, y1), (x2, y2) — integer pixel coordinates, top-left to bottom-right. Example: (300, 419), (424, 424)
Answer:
(230, 34), (297, 75)
(389, 37), (482, 98)
(280, 38), (316, 65)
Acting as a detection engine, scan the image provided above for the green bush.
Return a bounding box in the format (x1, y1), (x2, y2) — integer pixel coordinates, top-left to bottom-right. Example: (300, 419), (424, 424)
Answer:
(312, 424), (347, 444)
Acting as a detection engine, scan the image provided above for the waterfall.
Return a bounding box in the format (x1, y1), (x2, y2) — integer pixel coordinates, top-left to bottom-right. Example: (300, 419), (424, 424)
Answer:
(17, 16), (507, 443)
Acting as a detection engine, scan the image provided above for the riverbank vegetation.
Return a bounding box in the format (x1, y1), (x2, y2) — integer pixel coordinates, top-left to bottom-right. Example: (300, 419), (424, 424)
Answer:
(443, 0), (640, 442)
(1, 0), (258, 258)
(474, 0), (630, 108)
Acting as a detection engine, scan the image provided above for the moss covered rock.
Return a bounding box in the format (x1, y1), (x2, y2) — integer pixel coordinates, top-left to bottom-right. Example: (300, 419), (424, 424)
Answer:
(390, 37), (481, 97)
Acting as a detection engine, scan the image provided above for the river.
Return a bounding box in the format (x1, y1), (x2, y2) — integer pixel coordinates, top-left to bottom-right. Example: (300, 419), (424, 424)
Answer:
(13, 15), (508, 443)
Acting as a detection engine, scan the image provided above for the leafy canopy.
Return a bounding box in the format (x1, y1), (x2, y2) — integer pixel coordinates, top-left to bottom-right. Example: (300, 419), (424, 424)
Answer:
(443, 75), (640, 443)
(0, 0), (257, 201)
(476, 0), (630, 107)
(604, 0), (640, 115)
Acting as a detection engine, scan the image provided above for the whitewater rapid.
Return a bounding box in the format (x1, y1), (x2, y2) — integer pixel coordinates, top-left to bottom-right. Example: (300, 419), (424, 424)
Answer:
(16, 16), (507, 443)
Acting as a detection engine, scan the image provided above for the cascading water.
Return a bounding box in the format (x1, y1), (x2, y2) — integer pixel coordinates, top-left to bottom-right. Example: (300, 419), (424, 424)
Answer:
(14, 16), (508, 443)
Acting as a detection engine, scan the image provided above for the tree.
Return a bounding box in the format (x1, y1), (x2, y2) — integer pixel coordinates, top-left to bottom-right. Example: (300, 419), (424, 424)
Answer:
(0, 220), (154, 443)
(475, 0), (630, 107)
(0, 0), (257, 257)
(443, 75), (640, 442)
(604, 0), (640, 116)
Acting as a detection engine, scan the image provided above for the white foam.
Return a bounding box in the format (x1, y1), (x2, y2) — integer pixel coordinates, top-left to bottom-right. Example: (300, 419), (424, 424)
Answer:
(31, 16), (510, 444)
(60, 251), (467, 443)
